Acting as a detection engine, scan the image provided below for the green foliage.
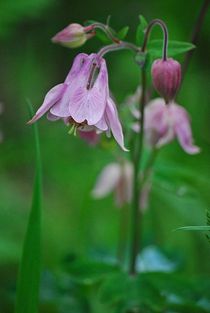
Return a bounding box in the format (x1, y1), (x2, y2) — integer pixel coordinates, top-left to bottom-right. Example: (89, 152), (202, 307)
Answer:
(15, 103), (42, 313)
(117, 26), (130, 40)
(206, 210), (210, 243)
(136, 15), (148, 46)
(175, 226), (210, 231)
(63, 256), (120, 284)
(95, 29), (113, 44)
(148, 39), (195, 58)
(51, 257), (210, 313)
(99, 272), (165, 312)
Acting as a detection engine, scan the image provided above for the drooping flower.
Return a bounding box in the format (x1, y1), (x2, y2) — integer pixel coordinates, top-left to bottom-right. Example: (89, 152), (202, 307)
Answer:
(92, 161), (133, 207)
(52, 23), (95, 48)
(92, 160), (151, 210)
(133, 98), (200, 154)
(28, 53), (127, 150)
(151, 58), (181, 102)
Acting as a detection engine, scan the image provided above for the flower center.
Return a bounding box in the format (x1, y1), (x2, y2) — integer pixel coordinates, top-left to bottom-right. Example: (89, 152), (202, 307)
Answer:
(68, 118), (88, 136)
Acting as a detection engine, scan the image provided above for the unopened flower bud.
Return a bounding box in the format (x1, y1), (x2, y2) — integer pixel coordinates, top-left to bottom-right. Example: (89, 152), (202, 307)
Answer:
(52, 23), (94, 48)
(151, 58), (181, 102)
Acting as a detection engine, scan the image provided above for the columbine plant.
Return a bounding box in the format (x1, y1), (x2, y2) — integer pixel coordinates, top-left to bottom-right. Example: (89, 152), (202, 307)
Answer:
(29, 16), (200, 277)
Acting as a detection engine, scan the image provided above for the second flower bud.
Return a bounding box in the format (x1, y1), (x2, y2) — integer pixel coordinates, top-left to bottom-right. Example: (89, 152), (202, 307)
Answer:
(151, 58), (181, 102)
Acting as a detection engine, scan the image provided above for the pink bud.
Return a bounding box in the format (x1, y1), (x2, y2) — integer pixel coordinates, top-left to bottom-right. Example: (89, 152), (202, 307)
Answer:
(52, 23), (94, 48)
(151, 58), (181, 102)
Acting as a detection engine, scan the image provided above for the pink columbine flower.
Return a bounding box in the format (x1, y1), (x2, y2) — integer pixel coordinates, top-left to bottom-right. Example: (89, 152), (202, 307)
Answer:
(52, 23), (94, 48)
(133, 98), (200, 154)
(152, 58), (181, 102)
(92, 160), (151, 210)
(92, 161), (133, 207)
(28, 53), (127, 151)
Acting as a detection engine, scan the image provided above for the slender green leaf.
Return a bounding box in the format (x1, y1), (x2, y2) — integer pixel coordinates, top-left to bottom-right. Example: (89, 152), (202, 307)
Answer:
(15, 101), (42, 313)
(136, 15), (148, 46)
(95, 28), (112, 44)
(174, 226), (210, 232)
(148, 39), (195, 58)
(117, 26), (129, 40)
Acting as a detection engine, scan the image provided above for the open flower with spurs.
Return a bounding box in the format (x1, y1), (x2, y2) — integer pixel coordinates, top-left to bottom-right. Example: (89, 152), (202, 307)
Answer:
(28, 53), (127, 151)
(132, 98), (200, 154)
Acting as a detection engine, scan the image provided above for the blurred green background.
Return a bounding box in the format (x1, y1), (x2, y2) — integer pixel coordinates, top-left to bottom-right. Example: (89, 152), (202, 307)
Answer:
(0, 0), (210, 311)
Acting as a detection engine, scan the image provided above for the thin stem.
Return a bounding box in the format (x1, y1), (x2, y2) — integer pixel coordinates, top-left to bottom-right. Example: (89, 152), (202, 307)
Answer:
(182, 0), (210, 82)
(142, 19), (168, 60)
(91, 22), (121, 44)
(98, 42), (140, 58)
(129, 68), (147, 275)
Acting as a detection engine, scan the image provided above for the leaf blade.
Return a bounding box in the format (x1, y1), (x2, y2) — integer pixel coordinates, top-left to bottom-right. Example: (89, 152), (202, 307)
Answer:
(174, 226), (210, 232)
(15, 101), (42, 313)
(148, 39), (195, 58)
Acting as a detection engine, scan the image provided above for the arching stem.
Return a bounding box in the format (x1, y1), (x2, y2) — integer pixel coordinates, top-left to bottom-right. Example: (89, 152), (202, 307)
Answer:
(142, 19), (168, 60)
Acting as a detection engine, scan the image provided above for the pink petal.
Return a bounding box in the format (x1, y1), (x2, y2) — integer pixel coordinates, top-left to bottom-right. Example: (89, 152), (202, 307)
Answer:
(95, 115), (108, 131)
(115, 161), (133, 207)
(51, 54), (90, 117)
(170, 103), (200, 154)
(28, 83), (65, 124)
(47, 112), (60, 121)
(68, 57), (108, 125)
(92, 163), (121, 198)
(139, 181), (151, 211)
(64, 53), (88, 84)
(155, 126), (174, 148)
(145, 98), (167, 131)
(105, 97), (128, 151)
(144, 98), (174, 147)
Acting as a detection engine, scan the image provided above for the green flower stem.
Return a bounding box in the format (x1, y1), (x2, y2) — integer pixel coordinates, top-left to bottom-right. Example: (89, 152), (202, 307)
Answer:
(142, 19), (168, 61)
(129, 18), (169, 275)
(91, 22), (121, 44)
(97, 42), (140, 58)
(129, 68), (147, 275)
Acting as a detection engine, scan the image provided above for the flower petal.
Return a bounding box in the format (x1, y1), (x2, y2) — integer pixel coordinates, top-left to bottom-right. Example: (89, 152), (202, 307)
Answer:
(47, 112), (60, 121)
(66, 56), (108, 125)
(106, 97), (128, 151)
(64, 53), (88, 84)
(115, 162), (133, 207)
(144, 98), (174, 147)
(95, 115), (108, 131)
(92, 163), (121, 198)
(170, 103), (200, 154)
(51, 54), (91, 117)
(28, 83), (65, 124)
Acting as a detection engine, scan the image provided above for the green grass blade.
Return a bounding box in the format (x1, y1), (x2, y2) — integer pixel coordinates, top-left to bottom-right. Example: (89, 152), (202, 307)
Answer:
(15, 101), (42, 313)
(174, 226), (210, 232)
